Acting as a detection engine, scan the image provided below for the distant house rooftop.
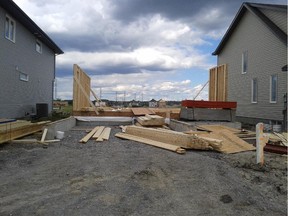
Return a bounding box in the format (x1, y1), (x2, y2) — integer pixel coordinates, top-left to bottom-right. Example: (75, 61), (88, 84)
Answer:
(0, 0), (63, 54)
(213, 2), (287, 55)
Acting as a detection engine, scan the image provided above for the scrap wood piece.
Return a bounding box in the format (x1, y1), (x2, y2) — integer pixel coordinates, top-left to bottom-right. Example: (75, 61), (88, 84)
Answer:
(40, 128), (48, 142)
(79, 126), (99, 143)
(184, 130), (210, 135)
(137, 114), (165, 126)
(92, 126), (105, 139)
(115, 132), (185, 154)
(11, 139), (38, 143)
(198, 129), (255, 154)
(125, 126), (222, 151)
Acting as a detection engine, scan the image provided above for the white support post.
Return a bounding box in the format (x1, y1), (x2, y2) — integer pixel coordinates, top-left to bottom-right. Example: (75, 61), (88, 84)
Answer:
(256, 123), (267, 165)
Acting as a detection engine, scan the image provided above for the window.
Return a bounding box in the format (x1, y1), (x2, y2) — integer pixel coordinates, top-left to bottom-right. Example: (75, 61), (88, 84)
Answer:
(19, 72), (29, 82)
(270, 74), (277, 103)
(36, 40), (42, 53)
(5, 15), (16, 42)
(242, 50), (248, 74)
(251, 78), (257, 103)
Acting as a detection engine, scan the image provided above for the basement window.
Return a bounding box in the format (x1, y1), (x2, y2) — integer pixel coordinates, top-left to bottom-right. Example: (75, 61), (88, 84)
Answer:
(270, 74), (277, 103)
(19, 72), (29, 82)
(242, 50), (248, 74)
(251, 78), (258, 103)
(36, 40), (42, 53)
(5, 15), (16, 42)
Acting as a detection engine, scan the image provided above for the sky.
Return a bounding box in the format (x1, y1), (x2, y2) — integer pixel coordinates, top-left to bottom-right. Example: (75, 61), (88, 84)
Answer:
(13, 0), (286, 101)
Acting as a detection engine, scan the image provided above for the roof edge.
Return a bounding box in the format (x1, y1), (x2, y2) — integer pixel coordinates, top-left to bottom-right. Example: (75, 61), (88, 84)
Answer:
(212, 2), (287, 56)
(0, 0), (63, 55)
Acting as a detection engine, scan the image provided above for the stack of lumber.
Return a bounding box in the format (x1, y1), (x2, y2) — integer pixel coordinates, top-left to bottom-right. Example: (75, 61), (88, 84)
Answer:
(79, 126), (111, 143)
(115, 126), (223, 154)
(195, 125), (256, 154)
(0, 120), (50, 144)
(136, 114), (165, 127)
(266, 132), (288, 146)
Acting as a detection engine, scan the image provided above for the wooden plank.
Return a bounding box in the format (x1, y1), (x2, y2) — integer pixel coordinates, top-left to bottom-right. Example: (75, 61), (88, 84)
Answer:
(40, 128), (48, 142)
(101, 127), (111, 140)
(125, 126), (222, 151)
(131, 108), (155, 116)
(181, 100), (237, 109)
(11, 139), (38, 143)
(115, 132), (185, 154)
(137, 114), (165, 126)
(79, 126), (99, 143)
(92, 126), (105, 139)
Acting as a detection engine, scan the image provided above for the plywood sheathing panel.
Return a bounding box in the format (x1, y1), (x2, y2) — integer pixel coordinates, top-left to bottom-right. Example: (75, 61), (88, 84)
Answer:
(209, 64), (227, 101)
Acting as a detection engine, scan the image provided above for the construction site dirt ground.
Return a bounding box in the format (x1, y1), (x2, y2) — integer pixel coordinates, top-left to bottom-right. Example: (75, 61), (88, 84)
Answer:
(0, 127), (287, 216)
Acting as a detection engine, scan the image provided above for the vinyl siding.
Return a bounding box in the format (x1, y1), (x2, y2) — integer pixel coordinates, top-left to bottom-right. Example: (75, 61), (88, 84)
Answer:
(0, 7), (55, 118)
(218, 11), (287, 122)
(259, 8), (287, 34)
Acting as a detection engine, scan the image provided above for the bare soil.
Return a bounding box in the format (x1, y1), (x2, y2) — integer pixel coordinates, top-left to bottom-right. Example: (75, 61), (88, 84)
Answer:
(0, 127), (287, 216)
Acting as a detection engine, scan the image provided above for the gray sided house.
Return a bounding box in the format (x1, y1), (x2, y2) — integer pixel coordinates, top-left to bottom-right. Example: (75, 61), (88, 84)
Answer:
(0, 0), (63, 119)
(213, 2), (287, 127)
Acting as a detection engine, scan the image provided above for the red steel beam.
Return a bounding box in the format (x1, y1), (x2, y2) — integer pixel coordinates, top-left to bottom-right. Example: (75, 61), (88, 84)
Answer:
(264, 144), (287, 155)
(181, 100), (237, 109)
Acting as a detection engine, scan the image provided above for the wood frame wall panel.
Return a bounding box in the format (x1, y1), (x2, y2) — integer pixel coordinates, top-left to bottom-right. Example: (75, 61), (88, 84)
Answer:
(73, 64), (91, 111)
(209, 64), (227, 101)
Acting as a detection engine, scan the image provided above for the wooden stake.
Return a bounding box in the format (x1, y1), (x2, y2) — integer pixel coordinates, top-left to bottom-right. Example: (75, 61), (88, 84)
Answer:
(101, 127), (111, 140)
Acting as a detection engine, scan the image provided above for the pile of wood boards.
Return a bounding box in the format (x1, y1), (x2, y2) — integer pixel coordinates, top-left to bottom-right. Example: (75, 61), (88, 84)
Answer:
(115, 126), (223, 154)
(195, 125), (256, 154)
(115, 124), (256, 155)
(266, 132), (288, 146)
(0, 120), (50, 144)
(79, 126), (111, 143)
(136, 114), (165, 127)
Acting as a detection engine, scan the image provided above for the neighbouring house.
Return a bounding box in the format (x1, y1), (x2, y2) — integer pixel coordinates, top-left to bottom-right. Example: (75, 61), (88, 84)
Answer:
(0, 0), (63, 118)
(149, 99), (158, 108)
(212, 2), (287, 128)
(158, 99), (166, 108)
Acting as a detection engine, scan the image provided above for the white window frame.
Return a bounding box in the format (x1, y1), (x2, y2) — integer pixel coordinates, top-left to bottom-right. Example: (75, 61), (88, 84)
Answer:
(251, 78), (258, 103)
(270, 74), (277, 103)
(5, 15), (16, 42)
(242, 50), (248, 74)
(36, 40), (42, 53)
(19, 72), (29, 82)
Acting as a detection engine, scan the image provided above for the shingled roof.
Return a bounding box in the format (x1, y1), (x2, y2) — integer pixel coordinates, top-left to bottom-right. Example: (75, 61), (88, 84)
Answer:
(213, 2), (287, 55)
(0, 0), (63, 55)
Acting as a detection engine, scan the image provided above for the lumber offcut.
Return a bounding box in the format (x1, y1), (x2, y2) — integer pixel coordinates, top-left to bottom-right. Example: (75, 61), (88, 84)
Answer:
(125, 126), (222, 151)
(115, 132), (185, 154)
(137, 114), (165, 126)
